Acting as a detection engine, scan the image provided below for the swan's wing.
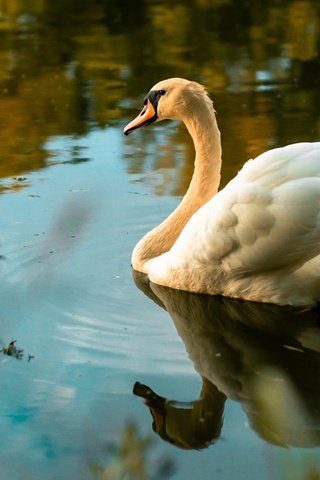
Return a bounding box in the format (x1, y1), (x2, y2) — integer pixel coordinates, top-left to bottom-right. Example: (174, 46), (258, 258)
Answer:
(172, 143), (320, 275)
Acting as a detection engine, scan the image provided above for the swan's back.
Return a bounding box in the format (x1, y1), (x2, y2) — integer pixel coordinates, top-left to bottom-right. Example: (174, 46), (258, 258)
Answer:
(225, 142), (320, 271)
(237, 142), (320, 187)
(148, 142), (320, 305)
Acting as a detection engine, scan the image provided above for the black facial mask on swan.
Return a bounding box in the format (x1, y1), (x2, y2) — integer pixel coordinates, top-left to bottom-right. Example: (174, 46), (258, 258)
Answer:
(123, 89), (166, 135)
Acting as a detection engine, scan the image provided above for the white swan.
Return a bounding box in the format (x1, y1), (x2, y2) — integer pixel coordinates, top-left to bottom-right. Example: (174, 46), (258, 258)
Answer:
(124, 78), (320, 306)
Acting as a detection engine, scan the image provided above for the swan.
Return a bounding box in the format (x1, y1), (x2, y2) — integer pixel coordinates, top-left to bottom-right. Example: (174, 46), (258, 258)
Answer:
(124, 78), (320, 306)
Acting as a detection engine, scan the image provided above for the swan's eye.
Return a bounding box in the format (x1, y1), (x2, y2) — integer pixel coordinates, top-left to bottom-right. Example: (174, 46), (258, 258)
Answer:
(158, 90), (166, 96)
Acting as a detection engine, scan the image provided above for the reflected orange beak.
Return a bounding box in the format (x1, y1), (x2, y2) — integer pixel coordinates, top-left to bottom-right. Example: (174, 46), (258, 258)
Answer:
(123, 99), (157, 135)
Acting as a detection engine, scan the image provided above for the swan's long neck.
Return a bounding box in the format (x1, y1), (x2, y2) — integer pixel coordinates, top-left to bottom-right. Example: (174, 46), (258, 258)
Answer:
(132, 97), (222, 273)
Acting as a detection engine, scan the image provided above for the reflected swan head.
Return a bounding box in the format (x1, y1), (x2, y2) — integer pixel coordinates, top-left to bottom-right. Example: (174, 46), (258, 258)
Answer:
(133, 378), (225, 450)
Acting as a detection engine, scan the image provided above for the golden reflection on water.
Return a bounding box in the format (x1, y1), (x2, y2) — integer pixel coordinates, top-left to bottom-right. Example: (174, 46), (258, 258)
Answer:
(0, 0), (319, 195)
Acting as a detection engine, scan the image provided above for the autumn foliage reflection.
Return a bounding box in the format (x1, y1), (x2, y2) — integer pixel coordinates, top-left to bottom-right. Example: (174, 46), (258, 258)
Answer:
(0, 0), (319, 194)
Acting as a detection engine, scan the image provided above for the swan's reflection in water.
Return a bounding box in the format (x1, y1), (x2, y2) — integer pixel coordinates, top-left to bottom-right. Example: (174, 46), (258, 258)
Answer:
(133, 271), (320, 450)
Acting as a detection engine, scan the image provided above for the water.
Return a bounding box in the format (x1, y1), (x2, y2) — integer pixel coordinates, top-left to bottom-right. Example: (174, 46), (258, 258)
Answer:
(0, 1), (320, 479)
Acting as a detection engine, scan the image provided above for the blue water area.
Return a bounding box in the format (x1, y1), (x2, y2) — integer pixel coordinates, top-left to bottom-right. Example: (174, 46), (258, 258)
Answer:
(0, 124), (320, 480)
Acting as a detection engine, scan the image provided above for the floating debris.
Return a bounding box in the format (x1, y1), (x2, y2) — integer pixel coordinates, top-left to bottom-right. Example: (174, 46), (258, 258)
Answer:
(1, 339), (34, 362)
(14, 176), (28, 182)
(1, 340), (24, 359)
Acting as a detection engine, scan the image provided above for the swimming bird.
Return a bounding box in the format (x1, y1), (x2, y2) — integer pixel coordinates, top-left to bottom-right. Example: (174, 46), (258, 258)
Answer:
(124, 78), (320, 306)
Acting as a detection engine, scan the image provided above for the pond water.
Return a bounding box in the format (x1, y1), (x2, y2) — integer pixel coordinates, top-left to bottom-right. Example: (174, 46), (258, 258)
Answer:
(1, 1), (320, 479)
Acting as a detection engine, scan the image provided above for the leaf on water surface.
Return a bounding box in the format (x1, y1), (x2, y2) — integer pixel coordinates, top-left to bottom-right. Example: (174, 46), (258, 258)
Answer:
(1, 339), (24, 359)
(1, 339), (34, 361)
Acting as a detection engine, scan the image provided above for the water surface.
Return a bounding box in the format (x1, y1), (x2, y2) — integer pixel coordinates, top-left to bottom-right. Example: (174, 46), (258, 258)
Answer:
(1, 1), (320, 479)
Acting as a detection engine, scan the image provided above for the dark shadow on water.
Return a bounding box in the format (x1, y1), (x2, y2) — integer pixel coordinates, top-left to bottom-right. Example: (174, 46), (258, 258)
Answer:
(132, 270), (320, 449)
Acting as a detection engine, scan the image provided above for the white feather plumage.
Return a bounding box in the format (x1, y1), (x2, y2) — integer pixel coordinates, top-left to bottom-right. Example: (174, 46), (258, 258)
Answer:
(124, 79), (320, 306)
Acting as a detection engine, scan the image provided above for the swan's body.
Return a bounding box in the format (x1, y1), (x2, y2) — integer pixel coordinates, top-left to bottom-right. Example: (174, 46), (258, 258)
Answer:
(124, 78), (320, 306)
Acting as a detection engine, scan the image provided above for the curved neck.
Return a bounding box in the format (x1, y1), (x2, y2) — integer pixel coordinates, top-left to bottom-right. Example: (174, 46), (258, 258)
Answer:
(132, 100), (222, 272)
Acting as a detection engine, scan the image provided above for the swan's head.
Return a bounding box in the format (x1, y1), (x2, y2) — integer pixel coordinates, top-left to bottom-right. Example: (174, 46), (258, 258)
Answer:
(123, 78), (210, 135)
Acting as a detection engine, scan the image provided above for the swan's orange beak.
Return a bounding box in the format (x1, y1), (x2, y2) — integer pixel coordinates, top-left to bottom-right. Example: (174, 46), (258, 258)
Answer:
(123, 99), (157, 135)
